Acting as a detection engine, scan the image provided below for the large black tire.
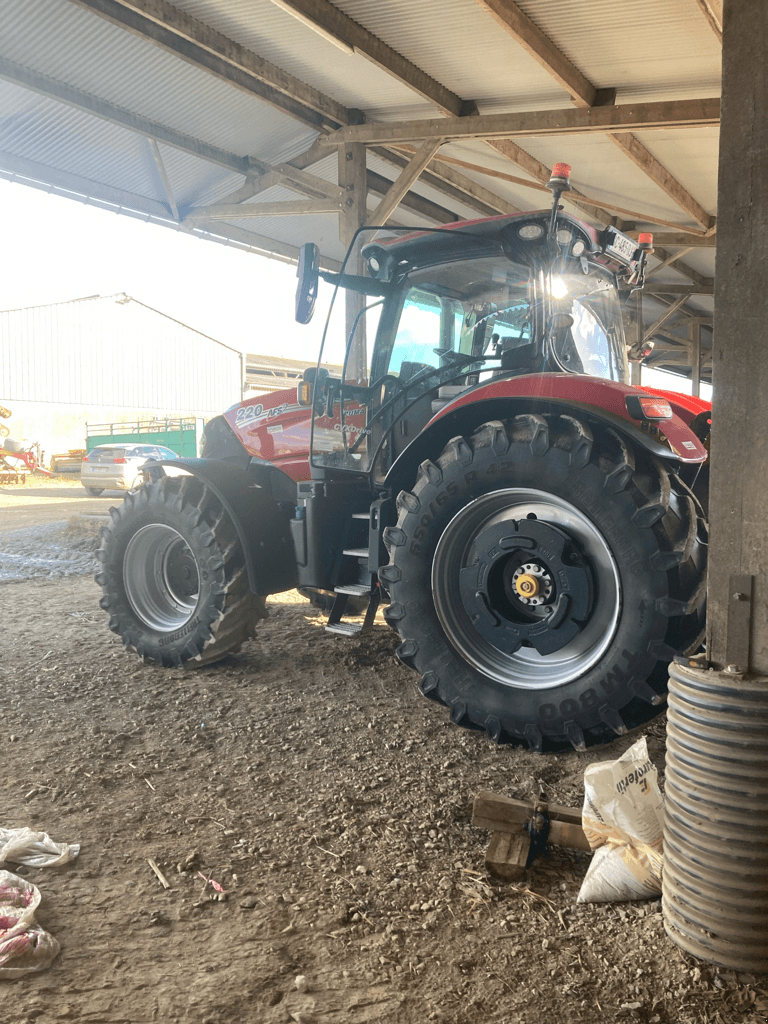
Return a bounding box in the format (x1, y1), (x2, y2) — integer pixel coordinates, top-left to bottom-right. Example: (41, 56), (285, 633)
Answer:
(85, 487), (104, 496)
(96, 475), (267, 667)
(381, 414), (707, 751)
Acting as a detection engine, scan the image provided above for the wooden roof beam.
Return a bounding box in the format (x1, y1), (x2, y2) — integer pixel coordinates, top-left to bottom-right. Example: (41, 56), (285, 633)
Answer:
(322, 98), (720, 145)
(365, 140), (444, 227)
(652, 246), (713, 288)
(67, 0), (352, 130)
(644, 283), (715, 296)
(373, 147), (520, 218)
(695, 0), (723, 42)
(472, 0), (714, 230)
(268, 0), (475, 117)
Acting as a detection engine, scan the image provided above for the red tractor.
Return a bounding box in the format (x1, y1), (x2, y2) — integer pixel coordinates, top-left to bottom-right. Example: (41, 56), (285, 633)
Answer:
(96, 165), (709, 752)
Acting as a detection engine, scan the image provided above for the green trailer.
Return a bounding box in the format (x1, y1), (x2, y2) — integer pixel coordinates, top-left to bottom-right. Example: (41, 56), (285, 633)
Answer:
(85, 417), (205, 457)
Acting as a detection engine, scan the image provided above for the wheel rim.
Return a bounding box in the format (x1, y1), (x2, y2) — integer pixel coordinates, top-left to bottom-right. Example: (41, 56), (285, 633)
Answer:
(431, 488), (621, 690)
(123, 524), (200, 631)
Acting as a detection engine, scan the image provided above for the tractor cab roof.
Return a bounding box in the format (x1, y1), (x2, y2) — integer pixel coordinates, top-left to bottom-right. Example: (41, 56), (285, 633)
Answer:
(361, 210), (600, 282)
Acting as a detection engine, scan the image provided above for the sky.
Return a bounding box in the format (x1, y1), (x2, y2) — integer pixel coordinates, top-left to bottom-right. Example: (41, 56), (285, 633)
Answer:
(1, 176), (710, 399)
(1, 176), (332, 364)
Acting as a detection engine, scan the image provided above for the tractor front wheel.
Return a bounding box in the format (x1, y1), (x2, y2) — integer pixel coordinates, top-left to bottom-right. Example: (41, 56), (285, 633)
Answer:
(96, 476), (266, 667)
(382, 414), (706, 751)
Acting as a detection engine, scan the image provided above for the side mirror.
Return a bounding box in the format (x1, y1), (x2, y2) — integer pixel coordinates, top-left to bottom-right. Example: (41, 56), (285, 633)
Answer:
(295, 242), (319, 324)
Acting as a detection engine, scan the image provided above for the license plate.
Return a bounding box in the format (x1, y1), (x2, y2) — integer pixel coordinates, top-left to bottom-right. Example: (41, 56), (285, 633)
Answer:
(606, 231), (637, 264)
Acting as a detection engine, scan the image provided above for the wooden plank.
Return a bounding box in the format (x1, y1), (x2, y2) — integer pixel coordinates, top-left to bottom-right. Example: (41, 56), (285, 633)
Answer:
(366, 169), (457, 224)
(694, 0), (723, 41)
(323, 98), (720, 146)
(608, 133), (714, 230)
(69, 0), (349, 129)
(473, 790), (590, 852)
(184, 199), (343, 221)
(472, 791), (532, 829)
(374, 146), (518, 217)
(474, 0), (597, 108)
(365, 139), (444, 227)
(548, 820), (592, 852)
(485, 831), (531, 881)
(268, 0), (470, 117)
(637, 233), (716, 248)
(644, 283), (714, 295)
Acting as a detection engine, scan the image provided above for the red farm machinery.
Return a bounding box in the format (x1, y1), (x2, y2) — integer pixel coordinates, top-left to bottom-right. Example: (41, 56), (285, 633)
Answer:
(95, 164), (710, 752)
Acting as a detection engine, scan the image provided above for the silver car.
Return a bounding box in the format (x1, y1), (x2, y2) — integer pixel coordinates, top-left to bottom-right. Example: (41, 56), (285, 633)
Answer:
(81, 443), (181, 495)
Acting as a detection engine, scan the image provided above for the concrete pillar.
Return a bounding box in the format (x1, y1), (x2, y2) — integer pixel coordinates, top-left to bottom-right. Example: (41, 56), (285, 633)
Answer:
(707, 0), (768, 673)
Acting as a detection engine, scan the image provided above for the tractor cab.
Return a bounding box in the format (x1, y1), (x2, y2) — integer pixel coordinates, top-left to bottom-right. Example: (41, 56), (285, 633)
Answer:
(296, 167), (649, 482)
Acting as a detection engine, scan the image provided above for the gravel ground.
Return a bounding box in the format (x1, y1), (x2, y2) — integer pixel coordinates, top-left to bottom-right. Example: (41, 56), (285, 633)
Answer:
(1, 480), (766, 1023)
(0, 518), (103, 582)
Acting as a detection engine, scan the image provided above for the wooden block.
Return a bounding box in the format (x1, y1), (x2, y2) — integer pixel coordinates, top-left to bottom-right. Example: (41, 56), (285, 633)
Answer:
(547, 819), (592, 852)
(473, 790), (590, 851)
(472, 791), (532, 829)
(485, 830), (531, 881)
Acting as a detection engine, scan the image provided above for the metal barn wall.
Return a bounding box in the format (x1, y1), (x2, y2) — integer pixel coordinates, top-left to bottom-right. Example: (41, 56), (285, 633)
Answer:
(0, 293), (242, 414)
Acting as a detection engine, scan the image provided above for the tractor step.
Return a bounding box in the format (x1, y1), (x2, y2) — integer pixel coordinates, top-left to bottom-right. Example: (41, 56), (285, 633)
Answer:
(334, 583), (375, 597)
(325, 621), (365, 637)
(342, 547), (369, 559)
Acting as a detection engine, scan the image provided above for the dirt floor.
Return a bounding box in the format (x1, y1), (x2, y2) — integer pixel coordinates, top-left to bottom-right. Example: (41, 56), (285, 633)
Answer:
(1, 479), (766, 1023)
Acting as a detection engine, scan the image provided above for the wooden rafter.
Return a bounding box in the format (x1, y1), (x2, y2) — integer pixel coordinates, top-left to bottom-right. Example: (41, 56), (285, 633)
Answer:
(393, 145), (710, 235)
(486, 139), (621, 227)
(645, 247), (696, 279)
(635, 232), (715, 248)
(265, 0), (475, 117)
(365, 140), (444, 227)
(475, 0), (598, 107)
(644, 284), (714, 296)
(184, 199), (344, 221)
(695, 0), (723, 42)
(471, 0), (714, 230)
(322, 98), (720, 145)
(373, 147), (520, 218)
(67, 0), (350, 130)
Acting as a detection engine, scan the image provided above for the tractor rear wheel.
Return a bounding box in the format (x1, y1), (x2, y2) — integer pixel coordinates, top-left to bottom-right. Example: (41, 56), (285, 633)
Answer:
(382, 414), (707, 751)
(96, 475), (266, 667)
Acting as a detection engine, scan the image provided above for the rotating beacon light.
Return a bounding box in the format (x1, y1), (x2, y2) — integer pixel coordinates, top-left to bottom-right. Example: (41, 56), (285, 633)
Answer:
(546, 163), (572, 236)
(627, 232), (654, 290)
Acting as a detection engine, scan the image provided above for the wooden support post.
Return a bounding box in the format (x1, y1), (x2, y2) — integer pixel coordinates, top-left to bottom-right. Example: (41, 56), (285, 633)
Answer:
(627, 292), (643, 386)
(690, 320), (702, 397)
(338, 143), (368, 383)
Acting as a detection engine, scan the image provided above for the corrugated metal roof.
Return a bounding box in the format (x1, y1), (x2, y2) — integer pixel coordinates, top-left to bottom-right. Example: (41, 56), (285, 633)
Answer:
(0, 0), (720, 359)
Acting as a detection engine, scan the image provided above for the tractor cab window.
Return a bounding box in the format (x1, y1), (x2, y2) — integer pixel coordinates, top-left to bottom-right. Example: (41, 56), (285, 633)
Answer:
(548, 267), (629, 383)
(377, 257), (534, 384)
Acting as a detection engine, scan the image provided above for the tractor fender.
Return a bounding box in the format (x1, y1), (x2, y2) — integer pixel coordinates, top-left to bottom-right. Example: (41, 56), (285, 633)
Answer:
(144, 457), (299, 597)
(385, 383), (705, 497)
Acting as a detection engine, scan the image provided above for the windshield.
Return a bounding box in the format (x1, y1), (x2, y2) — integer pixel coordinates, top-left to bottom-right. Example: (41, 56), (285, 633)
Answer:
(547, 266), (628, 381)
(374, 256), (535, 383)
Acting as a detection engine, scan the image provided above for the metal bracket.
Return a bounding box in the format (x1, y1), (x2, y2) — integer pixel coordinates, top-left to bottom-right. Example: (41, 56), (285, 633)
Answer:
(725, 573), (754, 672)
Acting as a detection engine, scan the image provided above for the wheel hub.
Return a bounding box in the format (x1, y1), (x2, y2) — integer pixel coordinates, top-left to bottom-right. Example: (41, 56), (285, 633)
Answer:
(512, 564), (552, 604)
(458, 517), (591, 657)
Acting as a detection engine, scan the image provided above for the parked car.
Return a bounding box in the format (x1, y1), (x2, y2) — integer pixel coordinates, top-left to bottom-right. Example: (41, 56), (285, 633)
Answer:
(81, 443), (185, 495)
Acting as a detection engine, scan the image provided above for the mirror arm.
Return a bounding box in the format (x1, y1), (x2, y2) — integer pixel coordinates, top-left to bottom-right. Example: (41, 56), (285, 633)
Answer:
(319, 271), (388, 298)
